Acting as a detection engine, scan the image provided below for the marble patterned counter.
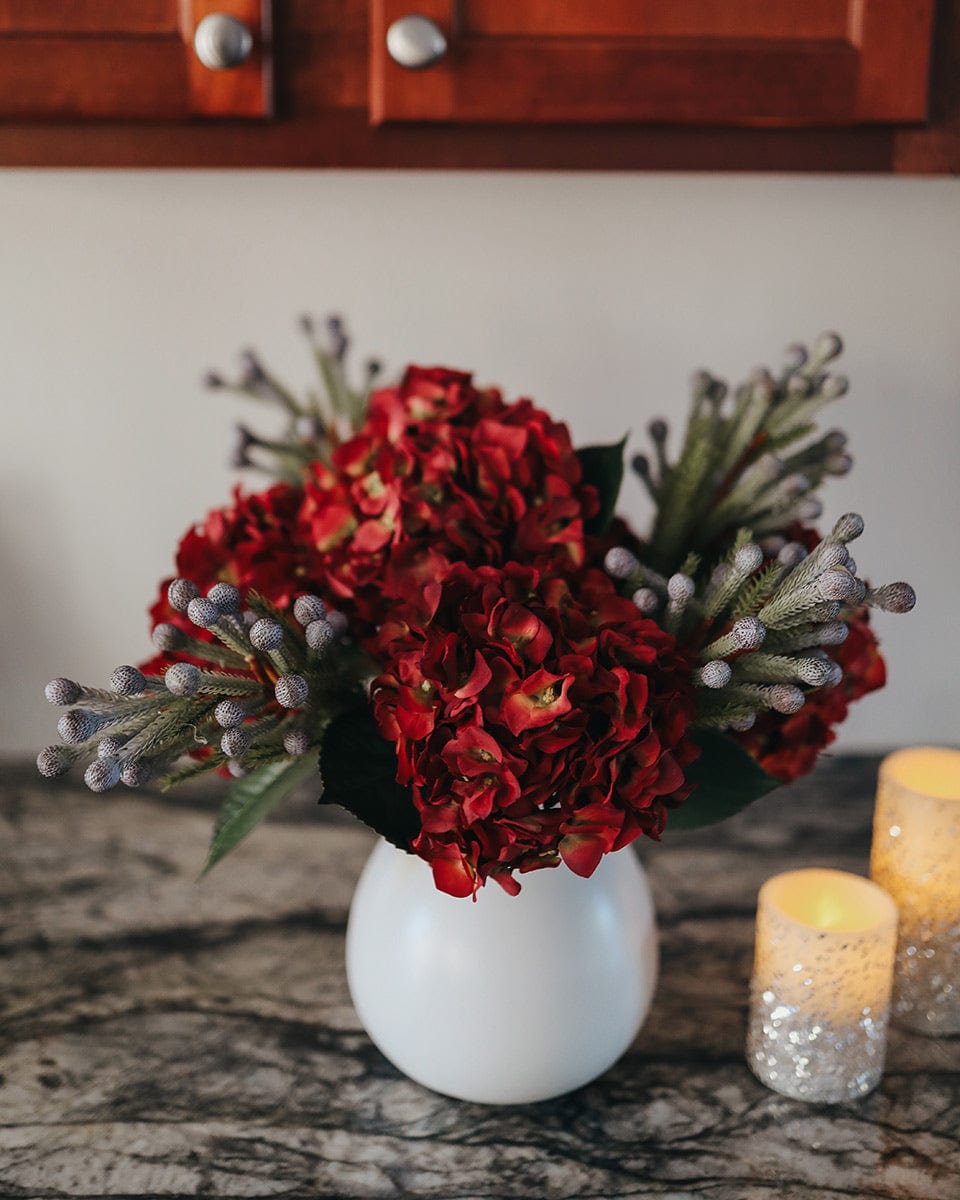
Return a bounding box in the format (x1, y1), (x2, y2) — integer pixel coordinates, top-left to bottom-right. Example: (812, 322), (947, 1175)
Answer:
(1, 756), (957, 1199)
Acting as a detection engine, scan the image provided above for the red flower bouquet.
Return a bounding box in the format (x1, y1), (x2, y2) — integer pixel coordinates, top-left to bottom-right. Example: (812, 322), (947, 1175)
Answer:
(39, 322), (915, 897)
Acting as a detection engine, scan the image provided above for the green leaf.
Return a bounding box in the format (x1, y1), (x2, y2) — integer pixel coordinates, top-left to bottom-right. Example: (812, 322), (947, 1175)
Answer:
(576, 435), (627, 536)
(320, 704), (420, 850)
(666, 728), (781, 830)
(200, 753), (318, 877)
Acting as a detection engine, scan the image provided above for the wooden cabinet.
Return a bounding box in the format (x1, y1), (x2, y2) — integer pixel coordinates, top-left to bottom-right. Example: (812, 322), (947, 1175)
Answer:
(370, 0), (934, 126)
(0, 0), (955, 172)
(0, 0), (272, 119)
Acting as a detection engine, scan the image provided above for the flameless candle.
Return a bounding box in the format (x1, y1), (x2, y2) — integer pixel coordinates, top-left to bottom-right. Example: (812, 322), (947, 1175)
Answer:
(870, 745), (960, 1035)
(746, 868), (898, 1103)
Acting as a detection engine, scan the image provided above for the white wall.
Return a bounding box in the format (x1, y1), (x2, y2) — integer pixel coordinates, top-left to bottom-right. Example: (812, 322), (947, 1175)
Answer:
(1, 171), (957, 756)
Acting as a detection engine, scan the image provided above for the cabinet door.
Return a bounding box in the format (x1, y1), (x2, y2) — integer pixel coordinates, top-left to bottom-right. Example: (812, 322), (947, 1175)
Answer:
(0, 1), (272, 118)
(370, 0), (934, 126)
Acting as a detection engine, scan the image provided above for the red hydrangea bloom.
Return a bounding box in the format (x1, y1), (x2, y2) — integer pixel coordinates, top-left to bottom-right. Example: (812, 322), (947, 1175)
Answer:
(735, 606), (885, 782)
(372, 561), (699, 897)
(143, 482), (326, 672)
(298, 366), (599, 628)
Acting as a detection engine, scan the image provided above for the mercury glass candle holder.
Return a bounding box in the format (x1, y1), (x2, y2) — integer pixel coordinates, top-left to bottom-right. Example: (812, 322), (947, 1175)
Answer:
(746, 868), (898, 1103)
(870, 745), (960, 1035)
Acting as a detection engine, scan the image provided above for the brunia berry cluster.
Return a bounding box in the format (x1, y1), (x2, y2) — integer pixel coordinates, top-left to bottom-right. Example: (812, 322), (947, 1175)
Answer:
(604, 514), (911, 738)
(37, 323), (915, 895)
(39, 580), (361, 793)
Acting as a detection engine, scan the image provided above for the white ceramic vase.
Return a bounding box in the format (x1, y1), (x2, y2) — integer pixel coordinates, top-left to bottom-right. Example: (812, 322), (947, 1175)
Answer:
(345, 838), (658, 1104)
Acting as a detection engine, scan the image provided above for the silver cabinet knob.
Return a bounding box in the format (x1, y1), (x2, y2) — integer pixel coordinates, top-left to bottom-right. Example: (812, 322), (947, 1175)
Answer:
(386, 15), (447, 70)
(194, 13), (254, 70)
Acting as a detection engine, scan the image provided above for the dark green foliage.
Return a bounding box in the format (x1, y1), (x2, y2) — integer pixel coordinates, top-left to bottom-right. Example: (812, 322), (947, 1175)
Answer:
(576, 436), (627, 536)
(201, 754), (319, 876)
(666, 728), (780, 830)
(320, 705), (420, 850)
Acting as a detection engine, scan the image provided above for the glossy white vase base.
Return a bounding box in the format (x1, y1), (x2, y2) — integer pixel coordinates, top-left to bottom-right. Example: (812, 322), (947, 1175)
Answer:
(346, 839), (658, 1105)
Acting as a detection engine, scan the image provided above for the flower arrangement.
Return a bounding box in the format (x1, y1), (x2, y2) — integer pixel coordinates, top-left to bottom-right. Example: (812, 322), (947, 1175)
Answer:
(38, 320), (915, 898)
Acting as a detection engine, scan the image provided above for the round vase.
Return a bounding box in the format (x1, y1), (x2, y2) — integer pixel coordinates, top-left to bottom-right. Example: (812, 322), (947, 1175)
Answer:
(345, 838), (658, 1105)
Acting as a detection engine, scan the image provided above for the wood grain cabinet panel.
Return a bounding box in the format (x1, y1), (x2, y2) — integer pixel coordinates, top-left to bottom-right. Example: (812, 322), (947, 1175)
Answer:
(370, 0), (935, 126)
(0, 0), (272, 118)
(0, 0), (954, 171)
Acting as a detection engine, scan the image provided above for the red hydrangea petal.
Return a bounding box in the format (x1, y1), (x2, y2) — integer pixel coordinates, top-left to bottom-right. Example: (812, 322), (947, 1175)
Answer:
(558, 833), (607, 878)
(430, 848), (478, 898)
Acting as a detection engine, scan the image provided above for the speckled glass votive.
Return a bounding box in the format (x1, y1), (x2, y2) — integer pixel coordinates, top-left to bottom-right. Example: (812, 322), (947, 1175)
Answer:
(746, 868), (898, 1103)
(870, 746), (960, 1036)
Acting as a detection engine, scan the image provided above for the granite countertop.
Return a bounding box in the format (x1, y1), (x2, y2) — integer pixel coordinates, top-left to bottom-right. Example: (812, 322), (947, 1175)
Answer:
(1, 756), (958, 1199)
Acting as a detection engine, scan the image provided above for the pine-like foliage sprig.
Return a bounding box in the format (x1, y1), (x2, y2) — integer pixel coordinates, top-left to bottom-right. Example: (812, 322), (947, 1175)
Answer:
(205, 314), (379, 485)
(636, 333), (852, 574)
(729, 561), (783, 620)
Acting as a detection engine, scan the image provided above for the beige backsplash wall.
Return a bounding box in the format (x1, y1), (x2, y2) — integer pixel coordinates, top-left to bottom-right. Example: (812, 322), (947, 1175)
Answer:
(1, 170), (957, 754)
